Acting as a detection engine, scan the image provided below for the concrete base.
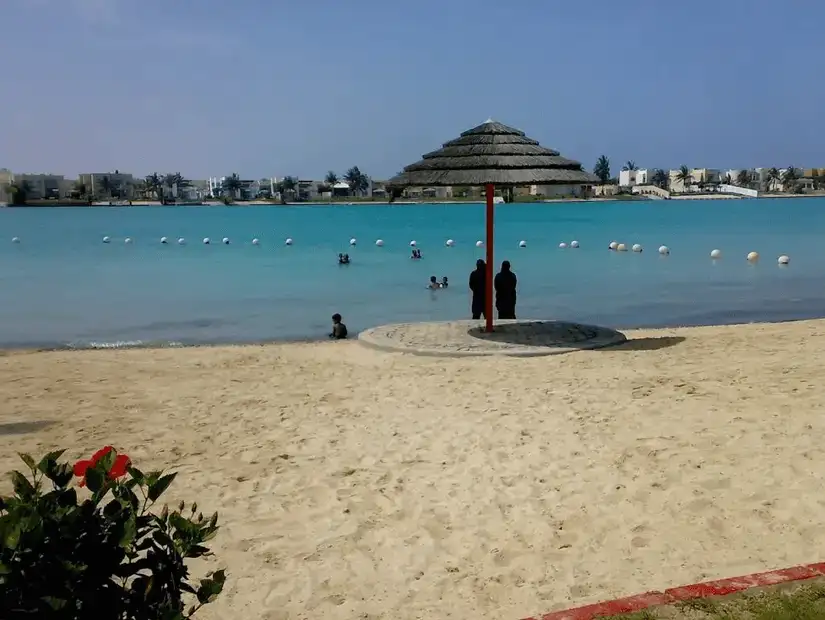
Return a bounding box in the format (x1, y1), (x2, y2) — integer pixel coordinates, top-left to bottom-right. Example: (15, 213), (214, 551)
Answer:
(358, 320), (627, 358)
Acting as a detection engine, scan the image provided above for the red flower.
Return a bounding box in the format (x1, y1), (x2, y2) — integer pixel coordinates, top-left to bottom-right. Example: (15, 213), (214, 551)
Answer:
(73, 446), (131, 487)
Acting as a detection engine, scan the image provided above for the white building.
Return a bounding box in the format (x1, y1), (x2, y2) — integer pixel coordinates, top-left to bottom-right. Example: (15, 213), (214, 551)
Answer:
(10, 173), (71, 200)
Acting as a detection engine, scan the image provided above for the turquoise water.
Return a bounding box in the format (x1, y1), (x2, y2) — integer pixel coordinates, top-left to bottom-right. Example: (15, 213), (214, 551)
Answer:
(0, 199), (823, 348)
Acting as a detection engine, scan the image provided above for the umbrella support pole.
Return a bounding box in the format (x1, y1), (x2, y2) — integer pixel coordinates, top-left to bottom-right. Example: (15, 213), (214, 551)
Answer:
(485, 183), (494, 332)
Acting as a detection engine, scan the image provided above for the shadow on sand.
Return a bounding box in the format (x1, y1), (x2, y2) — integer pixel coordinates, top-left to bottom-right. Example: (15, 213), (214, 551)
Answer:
(604, 336), (686, 352)
(0, 420), (55, 436)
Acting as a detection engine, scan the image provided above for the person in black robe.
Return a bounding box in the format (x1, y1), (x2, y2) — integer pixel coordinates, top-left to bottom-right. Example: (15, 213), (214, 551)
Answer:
(494, 260), (517, 319)
(468, 259), (486, 319)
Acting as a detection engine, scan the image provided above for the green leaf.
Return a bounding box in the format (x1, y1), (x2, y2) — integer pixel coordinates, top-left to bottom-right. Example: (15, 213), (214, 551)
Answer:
(10, 471), (35, 499)
(37, 449), (66, 474)
(41, 596), (67, 610)
(148, 472), (177, 502)
(120, 514), (137, 548)
(85, 467), (105, 493)
(196, 569), (226, 604)
(98, 449), (116, 473)
(0, 562), (10, 574)
(18, 452), (36, 472)
(127, 465), (145, 483)
(4, 522), (21, 549)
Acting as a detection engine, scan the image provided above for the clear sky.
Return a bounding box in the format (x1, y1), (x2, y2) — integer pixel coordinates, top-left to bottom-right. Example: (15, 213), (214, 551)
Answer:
(2, 0), (823, 180)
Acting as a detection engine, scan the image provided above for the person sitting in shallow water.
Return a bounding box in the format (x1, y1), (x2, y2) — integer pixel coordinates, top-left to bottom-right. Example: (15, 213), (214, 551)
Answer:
(338, 253), (350, 265)
(428, 275), (441, 289)
(411, 248), (422, 259)
(329, 313), (348, 339)
(440, 276), (448, 288)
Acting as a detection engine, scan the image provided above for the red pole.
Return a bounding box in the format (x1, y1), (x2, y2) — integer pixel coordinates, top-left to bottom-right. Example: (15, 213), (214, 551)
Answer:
(485, 183), (495, 332)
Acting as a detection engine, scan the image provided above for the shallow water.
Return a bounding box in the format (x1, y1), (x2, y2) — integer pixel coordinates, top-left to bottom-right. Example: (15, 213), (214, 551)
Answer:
(0, 199), (822, 348)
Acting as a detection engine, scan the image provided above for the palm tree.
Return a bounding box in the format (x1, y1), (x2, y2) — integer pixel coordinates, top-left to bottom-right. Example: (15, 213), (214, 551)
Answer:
(651, 169), (668, 190)
(97, 176), (112, 198)
(621, 160), (638, 171)
(344, 166), (370, 196)
(145, 173), (163, 201)
(781, 166), (799, 192)
(325, 171), (338, 186)
(674, 165), (692, 192)
(593, 155), (611, 184)
(766, 168), (781, 192)
(222, 173), (242, 201)
(72, 180), (88, 199)
(736, 170), (751, 187)
(4, 181), (31, 205)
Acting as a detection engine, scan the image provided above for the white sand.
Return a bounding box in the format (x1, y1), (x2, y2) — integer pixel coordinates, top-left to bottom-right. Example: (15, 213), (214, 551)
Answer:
(2, 320), (825, 619)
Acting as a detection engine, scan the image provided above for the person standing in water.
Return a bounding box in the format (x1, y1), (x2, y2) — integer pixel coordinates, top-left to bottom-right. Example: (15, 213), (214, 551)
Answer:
(468, 259), (486, 319)
(494, 260), (517, 319)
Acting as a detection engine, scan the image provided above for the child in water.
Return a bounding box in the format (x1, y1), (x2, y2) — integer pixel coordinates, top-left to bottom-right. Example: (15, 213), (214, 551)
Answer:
(441, 276), (448, 288)
(329, 313), (348, 339)
(428, 276), (440, 289)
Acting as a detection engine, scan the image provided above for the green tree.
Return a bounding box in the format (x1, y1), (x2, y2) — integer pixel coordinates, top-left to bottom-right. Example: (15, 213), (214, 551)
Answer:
(5, 181), (31, 205)
(344, 166), (370, 196)
(97, 176), (112, 198)
(145, 173), (163, 201)
(222, 173), (242, 201)
(766, 167), (781, 192)
(324, 171), (338, 186)
(781, 166), (799, 192)
(621, 160), (637, 171)
(674, 165), (692, 192)
(593, 155), (611, 183)
(736, 170), (751, 187)
(651, 169), (668, 189)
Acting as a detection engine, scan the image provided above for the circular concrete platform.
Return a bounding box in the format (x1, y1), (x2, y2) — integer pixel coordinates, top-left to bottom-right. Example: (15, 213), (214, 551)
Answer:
(358, 320), (627, 358)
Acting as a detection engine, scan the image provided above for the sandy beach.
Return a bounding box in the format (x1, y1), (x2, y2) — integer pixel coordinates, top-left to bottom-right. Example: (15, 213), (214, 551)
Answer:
(3, 320), (825, 619)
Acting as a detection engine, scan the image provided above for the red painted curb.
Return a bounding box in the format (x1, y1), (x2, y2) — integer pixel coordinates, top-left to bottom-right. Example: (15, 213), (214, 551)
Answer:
(522, 562), (825, 620)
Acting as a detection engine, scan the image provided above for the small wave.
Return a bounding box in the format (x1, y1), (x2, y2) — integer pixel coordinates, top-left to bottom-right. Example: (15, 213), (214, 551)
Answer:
(64, 340), (185, 350)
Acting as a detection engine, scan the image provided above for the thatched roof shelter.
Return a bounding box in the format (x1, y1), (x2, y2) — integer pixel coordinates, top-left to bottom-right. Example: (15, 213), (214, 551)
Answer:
(387, 119), (598, 188)
(387, 119), (597, 334)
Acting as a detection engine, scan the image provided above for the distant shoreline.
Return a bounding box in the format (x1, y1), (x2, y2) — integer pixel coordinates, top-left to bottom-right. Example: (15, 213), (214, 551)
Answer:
(3, 191), (825, 209)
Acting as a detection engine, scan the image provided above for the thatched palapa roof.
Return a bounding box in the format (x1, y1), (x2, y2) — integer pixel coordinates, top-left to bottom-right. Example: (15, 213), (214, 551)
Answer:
(387, 119), (599, 187)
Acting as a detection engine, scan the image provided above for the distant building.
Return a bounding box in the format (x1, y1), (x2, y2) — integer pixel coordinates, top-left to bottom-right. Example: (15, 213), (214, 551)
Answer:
(618, 169), (638, 187)
(618, 168), (656, 187)
(78, 171), (136, 199)
(10, 173), (71, 200)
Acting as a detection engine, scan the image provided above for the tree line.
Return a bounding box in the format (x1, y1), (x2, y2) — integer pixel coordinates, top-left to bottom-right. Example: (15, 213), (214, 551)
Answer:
(592, 156), (823, 193)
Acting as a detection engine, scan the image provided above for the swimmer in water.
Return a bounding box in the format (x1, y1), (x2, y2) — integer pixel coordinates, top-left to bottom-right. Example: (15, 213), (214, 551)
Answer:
(428, 276), (440, 289)
(441, 276), (448, 288)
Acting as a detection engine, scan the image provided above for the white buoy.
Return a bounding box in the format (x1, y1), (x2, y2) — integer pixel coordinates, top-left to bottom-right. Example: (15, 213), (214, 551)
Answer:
(658, 245), (670, 255)
(519, 240), (527, 248)
(252, 238), (260, 245)
(11, 237), (19, 243)
(375, 239), (384, 247)
(177, 237), (186, 245)
(160, 236), (168, 244)
(609, 241), (618, 250)
(349, 238), (357, 246)
(124, 237), (133, 244)
(102, 236), (111, 244)
(747, 251), (759, 262)
(778, 255), (790, 265)
(445, 239), (455, 247)
(203, 237), (210, 245)
(285, 238), (293, 246)
(222, 237), (230, 245)
(632, 243), (643, 253)
(570, 240), (580, 248)
(710, 249), (721, 259)
(476, 240), (484, 247)
(558, 242), (568, 249)
(409, 240), (417, 247)
(617, 243), (628, 252)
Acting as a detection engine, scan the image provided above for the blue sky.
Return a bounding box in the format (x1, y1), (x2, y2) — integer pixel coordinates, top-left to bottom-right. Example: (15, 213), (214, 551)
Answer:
(2, 0), (823, 180)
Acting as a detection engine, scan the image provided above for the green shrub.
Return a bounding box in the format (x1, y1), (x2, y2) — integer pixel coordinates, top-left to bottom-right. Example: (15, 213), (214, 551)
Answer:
(0, 447), (224, 619)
